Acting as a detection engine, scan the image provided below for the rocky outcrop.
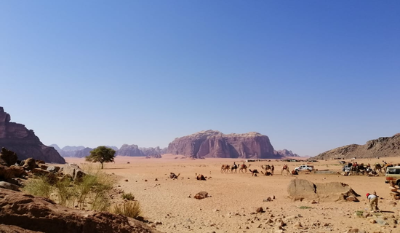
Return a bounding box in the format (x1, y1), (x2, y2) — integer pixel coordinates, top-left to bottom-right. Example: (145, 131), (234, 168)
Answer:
(312, 133), (400, 160)
(275, 149), (300, 158)
(0, 188), (160, 233)
(117, 144), (145, 157)
(287, 179), (360, 202)
(0, 107), (65, 164)
(140, 147), (166, 158)
(167, 130), (278, 159)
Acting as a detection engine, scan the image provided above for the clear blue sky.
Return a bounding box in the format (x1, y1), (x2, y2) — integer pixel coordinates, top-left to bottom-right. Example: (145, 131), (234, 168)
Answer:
(1, 1), (399, 156)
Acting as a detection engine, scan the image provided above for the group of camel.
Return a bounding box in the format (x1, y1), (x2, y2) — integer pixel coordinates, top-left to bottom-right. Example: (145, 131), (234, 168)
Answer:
(220, 163), (292, 176)
(346, 161), (397, 175)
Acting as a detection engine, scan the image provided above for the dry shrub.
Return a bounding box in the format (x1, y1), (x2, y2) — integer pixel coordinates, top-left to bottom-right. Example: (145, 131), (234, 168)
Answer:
(23, 176), (53, 198)
(112, 201), (141, 219)
(24, 164), (113, 211)
(122, 192), (135, 201)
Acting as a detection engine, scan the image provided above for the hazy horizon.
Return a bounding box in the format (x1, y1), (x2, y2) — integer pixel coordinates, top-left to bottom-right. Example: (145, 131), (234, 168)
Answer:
(1, 1), (399, 157)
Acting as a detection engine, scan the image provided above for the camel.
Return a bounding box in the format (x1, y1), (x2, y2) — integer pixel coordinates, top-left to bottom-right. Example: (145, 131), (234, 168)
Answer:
(374, 163), (383, 173)
(230, 163), (238, 173)
(260, 170), (272, 176)
(239, 164), (247, 173)
(281, 164), (290, 175)
(195, 173), (207, 180)
(221, 164), (230, 173)
(169, 172), (180, 180)
(249, 169), (259, 176)
(261, 165), (274, 176)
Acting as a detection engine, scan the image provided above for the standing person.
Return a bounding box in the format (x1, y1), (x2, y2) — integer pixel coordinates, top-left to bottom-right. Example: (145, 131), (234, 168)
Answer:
(367, 191), (379, 212)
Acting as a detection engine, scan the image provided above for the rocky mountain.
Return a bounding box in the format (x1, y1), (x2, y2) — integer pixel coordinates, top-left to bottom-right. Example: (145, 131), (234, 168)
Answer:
(74, 147), (93, 158)
(312, 133), (400, 160)
(0, 107), (65, 163)
(117, 144), (144, 157)
(140, 146), (167, 158)
(275, 149), (300, 157)
(167, 130), (279, 159)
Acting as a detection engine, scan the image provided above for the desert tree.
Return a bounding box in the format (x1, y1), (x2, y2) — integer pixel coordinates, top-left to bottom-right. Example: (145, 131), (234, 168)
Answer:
(85, 146), (116, 169)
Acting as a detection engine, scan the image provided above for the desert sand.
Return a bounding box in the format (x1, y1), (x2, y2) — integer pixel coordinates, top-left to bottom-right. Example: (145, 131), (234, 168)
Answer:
(65, 155), (400, 233)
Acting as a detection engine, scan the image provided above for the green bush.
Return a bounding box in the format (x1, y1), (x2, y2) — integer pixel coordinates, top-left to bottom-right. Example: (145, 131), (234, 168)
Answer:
(122, 192), (135, 201)
(112, 201), (141, 219)
(299, 206), (312, 209)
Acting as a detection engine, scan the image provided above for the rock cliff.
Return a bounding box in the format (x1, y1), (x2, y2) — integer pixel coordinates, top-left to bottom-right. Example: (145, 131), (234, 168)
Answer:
(167, 130), (279, 159)
(275, 149), (300, 157)
(0, 107), (65, 164)
(312, 133), (400, 160)
(74, 147), (93, 158)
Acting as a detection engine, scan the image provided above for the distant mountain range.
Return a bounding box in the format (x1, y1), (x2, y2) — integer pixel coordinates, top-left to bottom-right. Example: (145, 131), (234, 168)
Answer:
(51, 144), (166, 158)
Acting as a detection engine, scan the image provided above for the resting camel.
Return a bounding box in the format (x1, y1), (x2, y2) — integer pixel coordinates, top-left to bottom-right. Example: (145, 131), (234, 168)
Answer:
(261, 165), (273, 176)
(249, 169), (259, 176)
(169, 172), (180, 180)
(195, 173), (207, 180)
(221, 164), (230, 173)
(239, 164), (248, 173)
(260, 170), (272, 176)
(281, 164), (290, 175)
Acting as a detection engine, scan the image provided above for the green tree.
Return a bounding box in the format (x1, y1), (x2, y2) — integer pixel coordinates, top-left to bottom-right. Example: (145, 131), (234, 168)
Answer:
(85, 146), (116, 169)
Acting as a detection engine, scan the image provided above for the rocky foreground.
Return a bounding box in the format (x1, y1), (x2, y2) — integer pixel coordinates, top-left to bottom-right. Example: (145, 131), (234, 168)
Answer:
(313, 133), (400, 160)
(0, 188), (160, 233)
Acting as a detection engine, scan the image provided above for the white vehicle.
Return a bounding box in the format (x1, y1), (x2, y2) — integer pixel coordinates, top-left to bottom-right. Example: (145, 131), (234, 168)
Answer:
(295, 165), (314, 172)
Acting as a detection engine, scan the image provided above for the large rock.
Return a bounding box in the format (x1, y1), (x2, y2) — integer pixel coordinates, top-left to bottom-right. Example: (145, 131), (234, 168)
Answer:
(0, 107), (65, 164)
(312, 133), (400, 159)
(287, 179), (359, 201)
(0, 147), (18, 166)
(0, 188), (161, 233)
(0, 181), (20, 191)
(167, 130), (279, 159)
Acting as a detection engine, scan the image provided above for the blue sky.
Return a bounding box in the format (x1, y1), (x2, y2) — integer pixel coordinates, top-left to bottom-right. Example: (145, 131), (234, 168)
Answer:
(1, 1), (399, 156)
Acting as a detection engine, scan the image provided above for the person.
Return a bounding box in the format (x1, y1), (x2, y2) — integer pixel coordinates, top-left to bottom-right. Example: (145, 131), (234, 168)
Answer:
(367, 191), (379, 212)
(233, 162), (237, 169)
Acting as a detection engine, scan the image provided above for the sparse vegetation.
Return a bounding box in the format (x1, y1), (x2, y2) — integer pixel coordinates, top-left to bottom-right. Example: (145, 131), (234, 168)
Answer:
(122, 192), (135, 201)
(23, 175), (53, 198)
(24, 165), (113, 211)
(112, 201), (141, 219)
(299, 206), (312, 209)
(355, 210), (363, 217)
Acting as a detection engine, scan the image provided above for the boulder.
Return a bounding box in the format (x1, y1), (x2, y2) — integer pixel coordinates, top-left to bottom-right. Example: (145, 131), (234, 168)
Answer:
(0, 224), (42, 232)
(22, 158), (37, 171)
(0, 181), (20, 191)
(287, 179), (318, 200)
(194, 191), (208, 199)
(47, 166), (60, 173)
(61, 164), (85, 181)
(287, 179), (359, 202)
(0, 165), (27, 180)
(0, 148), (18, 166)
(0, 188), (161, 233)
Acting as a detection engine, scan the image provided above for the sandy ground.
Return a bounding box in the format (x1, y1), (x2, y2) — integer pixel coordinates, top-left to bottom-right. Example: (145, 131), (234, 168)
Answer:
(64, 155), (400, 233)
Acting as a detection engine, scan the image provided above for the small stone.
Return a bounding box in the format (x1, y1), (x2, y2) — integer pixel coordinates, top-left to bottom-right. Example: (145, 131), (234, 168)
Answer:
(370, 219), (377, 224)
